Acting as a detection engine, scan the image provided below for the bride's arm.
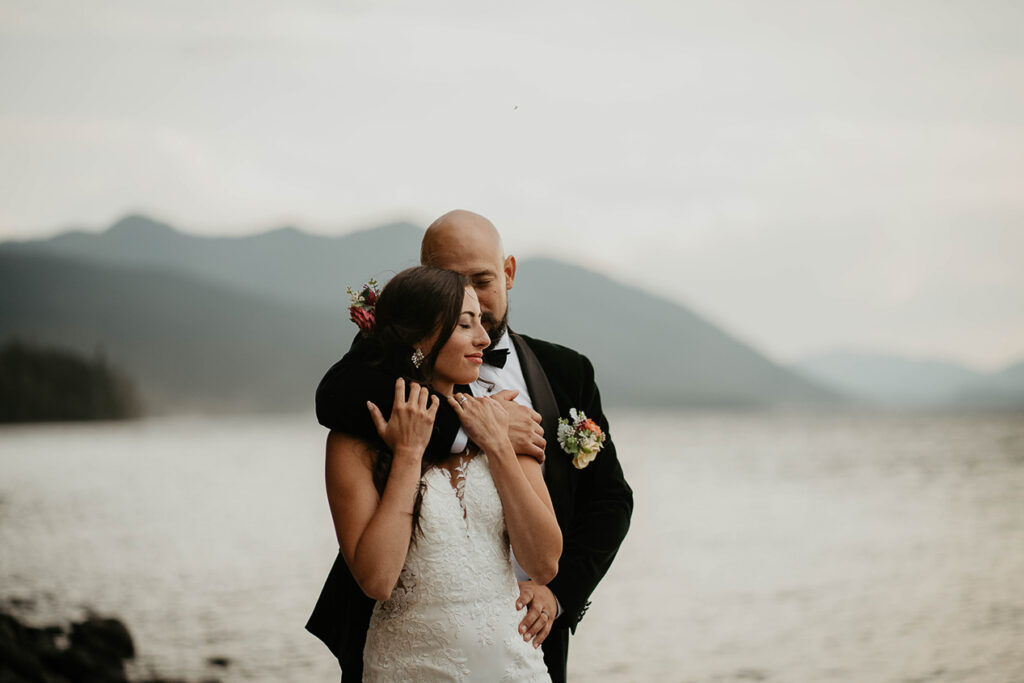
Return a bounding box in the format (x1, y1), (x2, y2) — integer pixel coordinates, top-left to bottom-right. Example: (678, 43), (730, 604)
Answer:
(326, 379), (437, 602)
(448, 394), (562, 584)
(497, 454), (561, 584)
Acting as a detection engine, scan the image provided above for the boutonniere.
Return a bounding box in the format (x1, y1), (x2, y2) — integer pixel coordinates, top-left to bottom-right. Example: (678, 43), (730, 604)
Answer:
(346, 278), (380, 335)
(557, 408), (605, 469)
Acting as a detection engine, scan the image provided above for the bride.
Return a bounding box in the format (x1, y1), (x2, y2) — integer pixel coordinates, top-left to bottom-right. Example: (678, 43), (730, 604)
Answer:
(324, 266), (561, 681)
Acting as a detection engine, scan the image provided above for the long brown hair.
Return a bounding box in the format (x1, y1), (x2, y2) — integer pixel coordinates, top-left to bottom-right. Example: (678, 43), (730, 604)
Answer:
(365, 266), (469, 532)
(370, 266), (468, 384)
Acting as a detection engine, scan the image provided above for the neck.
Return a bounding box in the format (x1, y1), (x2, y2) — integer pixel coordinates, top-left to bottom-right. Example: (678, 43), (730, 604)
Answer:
(431, 380), (454, 397)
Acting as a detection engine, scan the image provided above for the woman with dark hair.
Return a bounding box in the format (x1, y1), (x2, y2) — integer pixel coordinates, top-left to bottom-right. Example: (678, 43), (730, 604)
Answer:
(322, 266), (560, 681)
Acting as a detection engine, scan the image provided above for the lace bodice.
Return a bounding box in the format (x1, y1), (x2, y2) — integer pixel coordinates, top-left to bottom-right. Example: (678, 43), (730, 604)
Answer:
(362, 453), (549, 681)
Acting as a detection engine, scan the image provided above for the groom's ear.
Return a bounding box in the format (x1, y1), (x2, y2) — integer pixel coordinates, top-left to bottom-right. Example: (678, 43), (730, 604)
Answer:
(504, 255), (517, 290)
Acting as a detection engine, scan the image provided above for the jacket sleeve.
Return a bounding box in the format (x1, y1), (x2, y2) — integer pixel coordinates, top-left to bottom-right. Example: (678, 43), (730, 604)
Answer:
(546, 354), (633, 631)
(314, 349), (462, 459)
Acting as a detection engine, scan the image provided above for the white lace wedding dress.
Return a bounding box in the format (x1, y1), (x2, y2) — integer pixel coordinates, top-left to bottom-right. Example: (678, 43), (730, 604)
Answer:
(362, 453), (550, 681)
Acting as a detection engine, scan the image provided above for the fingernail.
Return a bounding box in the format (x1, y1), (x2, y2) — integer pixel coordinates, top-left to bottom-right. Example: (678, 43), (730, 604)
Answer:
(520, 626), (526, 633)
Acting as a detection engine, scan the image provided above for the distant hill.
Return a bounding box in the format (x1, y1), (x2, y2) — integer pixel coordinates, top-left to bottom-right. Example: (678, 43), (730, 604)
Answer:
(513, 258), (836, 407)
(953, 360), (1024, 409)
(793, 351), (1024, 409)
(0, 215), (841, 411)
(0, 214), (423, 310)
(0, 251), (349, 413)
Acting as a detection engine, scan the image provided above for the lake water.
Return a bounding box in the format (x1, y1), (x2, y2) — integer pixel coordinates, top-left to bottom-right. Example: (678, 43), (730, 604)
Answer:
(1, 411), (1023, 682)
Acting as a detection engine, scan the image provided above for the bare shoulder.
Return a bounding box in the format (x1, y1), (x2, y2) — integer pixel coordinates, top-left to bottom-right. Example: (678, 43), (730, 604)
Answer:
(324, 431), (381, 524)
(324, 430), (385, 560)
(326, 430), (376, 479)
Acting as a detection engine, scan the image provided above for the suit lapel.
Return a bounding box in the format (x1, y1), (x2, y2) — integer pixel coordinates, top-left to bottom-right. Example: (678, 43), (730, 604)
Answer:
(510, 331), (571, 526)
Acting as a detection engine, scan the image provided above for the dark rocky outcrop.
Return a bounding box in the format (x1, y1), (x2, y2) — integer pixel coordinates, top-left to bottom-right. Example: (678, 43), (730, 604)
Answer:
(0, 608), (216, 683)
(1, 610), (133, 682)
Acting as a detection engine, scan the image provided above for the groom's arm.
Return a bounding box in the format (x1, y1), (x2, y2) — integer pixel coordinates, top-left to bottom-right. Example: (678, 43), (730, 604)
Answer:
(317, 360), (542, 462)
(545, 355), (633, 632)
(315, 351), (462, 459)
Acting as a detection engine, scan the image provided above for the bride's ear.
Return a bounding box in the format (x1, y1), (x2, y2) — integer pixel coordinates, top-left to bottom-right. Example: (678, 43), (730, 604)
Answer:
(416, 328), (441, 361)
(504, 255), (516, 290)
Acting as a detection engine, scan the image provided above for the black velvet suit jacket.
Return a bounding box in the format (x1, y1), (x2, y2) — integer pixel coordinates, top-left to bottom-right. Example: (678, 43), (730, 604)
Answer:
(306, 332), (633, 682)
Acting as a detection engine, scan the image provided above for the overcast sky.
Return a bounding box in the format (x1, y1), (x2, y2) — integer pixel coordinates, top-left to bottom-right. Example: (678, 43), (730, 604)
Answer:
(2, 0), (1022, 369)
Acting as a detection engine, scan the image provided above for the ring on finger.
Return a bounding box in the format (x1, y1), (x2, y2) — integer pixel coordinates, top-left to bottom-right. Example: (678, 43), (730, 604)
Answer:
(458, 395), (468, 406)
(540, 609), (549, 619)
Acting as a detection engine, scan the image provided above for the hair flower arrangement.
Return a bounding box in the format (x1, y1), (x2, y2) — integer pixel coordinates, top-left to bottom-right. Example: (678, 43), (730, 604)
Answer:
(557, 408), (605, 469)
(346, 278), (380, 335)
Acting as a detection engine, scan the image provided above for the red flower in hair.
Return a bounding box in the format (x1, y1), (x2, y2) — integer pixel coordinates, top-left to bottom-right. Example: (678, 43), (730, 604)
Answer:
(346, 279), (380, 336)
(349, 305), (375, 334)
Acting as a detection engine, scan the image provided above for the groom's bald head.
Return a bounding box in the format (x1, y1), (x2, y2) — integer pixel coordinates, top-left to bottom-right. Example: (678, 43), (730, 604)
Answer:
(421, 209), (516, 344)
(421, 210), (503, 267)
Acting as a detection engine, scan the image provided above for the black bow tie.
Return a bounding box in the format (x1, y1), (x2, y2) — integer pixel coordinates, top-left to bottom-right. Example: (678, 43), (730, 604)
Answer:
(483, 347), (509, 368)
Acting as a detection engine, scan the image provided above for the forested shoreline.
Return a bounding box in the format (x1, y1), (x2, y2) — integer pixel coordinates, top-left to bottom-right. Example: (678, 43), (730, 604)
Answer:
(0, 341), (140, 423)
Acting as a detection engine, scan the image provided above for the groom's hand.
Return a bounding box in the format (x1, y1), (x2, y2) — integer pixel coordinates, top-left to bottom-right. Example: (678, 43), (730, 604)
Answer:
(493, 390), (546, 463)
(516, 580), (557, 647)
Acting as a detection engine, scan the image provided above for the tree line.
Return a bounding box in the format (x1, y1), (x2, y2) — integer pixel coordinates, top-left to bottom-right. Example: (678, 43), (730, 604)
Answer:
(0, 340), (140, 422)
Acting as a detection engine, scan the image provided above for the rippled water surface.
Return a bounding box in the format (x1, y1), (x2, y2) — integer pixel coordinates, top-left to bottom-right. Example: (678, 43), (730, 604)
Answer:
(1, 411), (1022, 682)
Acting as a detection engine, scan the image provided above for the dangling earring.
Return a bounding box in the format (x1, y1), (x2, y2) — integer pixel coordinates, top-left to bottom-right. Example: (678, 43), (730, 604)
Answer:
(411, 346), (424, 368)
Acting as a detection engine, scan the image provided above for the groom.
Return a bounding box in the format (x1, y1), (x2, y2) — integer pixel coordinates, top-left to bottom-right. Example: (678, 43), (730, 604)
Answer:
(308, 210), (633, 682)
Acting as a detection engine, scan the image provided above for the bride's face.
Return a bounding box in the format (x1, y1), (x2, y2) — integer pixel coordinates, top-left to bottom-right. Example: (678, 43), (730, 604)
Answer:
(428, 287), (489, 391)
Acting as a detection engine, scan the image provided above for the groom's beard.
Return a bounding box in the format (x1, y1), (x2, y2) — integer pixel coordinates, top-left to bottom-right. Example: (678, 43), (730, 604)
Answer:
(482, 307), (509, 348)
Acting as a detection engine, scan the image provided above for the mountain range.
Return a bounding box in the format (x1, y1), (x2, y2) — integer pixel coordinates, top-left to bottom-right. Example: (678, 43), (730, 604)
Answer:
(0, 214), (843, 413)
(793, 351), (1024, 410)
(3, 214), (1020, 413)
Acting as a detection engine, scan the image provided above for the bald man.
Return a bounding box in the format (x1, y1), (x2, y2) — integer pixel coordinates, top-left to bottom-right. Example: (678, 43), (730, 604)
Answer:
(307, 210), (633, 682)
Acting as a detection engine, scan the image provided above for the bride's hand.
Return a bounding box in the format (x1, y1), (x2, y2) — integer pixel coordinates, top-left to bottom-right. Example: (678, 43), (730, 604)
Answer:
(367, 378), (439, 459)
(447, 393), (511, 455)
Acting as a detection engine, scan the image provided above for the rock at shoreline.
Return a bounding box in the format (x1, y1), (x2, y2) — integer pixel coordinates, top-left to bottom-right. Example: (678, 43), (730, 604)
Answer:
(0, 608), (218, 683)
(1, 611), (135, 682)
